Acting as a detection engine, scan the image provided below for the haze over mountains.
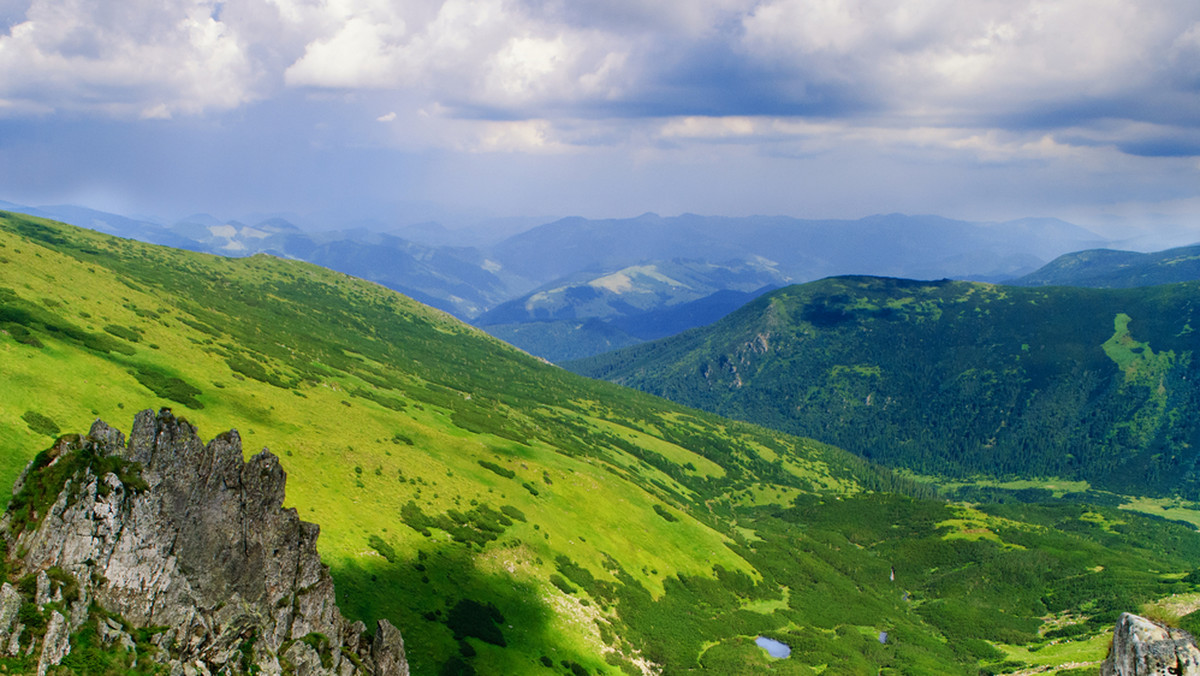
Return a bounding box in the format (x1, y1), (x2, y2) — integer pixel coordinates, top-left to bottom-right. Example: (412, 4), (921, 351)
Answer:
(0, 198), (1126, 362)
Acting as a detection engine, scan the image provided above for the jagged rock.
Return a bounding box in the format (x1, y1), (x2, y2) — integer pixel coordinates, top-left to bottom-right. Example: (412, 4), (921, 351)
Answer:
(372, 619), (409, 676)
(34, 570), (49, 606)
(1102, 612), (1200, 676)
(6, 622), (23, 656)
(2, 409), (409, 675)
(37, 610), (70, 676)
(0, 582), (20, 645)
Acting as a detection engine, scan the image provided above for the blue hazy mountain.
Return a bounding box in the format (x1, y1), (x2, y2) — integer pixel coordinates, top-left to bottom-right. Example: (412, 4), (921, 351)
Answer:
(476, 259), (786, 361)
(488, 213), (1105, 286)
(0, 200), (1110, 343)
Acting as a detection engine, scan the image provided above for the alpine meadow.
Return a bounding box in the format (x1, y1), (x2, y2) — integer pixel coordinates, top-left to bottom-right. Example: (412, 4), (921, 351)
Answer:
(6, 211), (1200, 675)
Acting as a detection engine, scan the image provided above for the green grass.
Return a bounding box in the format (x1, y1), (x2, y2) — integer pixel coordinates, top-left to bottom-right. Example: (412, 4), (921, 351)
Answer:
(947, 478), (1094, 498)
(4, 212), (1200, 676)
(992, 632), (1109, 672)
(1102, 313), (1149, 371)
(1119, 497), (1200, 530)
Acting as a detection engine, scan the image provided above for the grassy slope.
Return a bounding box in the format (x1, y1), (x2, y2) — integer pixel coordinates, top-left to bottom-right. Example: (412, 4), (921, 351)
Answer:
(3, 213), (1200, 675)
(568, 276), (1200, 498)
(1015, 245), (1200, 288)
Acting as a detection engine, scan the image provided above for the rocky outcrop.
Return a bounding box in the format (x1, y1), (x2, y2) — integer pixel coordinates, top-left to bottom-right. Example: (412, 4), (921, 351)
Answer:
(1102, 612), (1200, 676)
(0, 408), (408, 676)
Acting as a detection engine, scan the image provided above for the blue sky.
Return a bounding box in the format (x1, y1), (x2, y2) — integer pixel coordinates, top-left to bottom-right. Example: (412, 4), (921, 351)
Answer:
(0, 0), (1198, 238)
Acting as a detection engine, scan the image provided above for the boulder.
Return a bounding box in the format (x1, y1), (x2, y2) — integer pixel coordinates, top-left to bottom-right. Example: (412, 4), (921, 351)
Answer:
(1102, 612), (1200, 676)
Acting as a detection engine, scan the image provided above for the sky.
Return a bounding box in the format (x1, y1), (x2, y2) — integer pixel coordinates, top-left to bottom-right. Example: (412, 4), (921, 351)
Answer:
(0, 0), (1198, 238)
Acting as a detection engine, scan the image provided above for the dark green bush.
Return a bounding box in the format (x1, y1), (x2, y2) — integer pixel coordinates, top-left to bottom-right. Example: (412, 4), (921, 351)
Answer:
(21, 410), (59, 437)
(477, 460), (515, 479)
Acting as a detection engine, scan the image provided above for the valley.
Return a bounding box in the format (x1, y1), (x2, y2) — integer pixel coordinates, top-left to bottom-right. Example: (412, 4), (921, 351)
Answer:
(4, 211), (1200, 674)
(4, 2), (1200, 674)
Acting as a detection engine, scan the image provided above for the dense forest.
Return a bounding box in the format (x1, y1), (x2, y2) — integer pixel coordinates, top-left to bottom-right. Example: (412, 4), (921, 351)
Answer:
(569, 276), (1200, 498)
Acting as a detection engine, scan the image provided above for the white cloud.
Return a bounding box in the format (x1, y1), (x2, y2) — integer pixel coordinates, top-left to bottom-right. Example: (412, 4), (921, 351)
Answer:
(0, 0), (258, 116)
(660, 116), (758, 139)
(282, 0), (411, 88)
(0, 0), (1196, 181)
(140, 103), (173, 120)
(465, 118), (567, 152)
(281, 0), (636, 116)
(739, 0), (1198, 121)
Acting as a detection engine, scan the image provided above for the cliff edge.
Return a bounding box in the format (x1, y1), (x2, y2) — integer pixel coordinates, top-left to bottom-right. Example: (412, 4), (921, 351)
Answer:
(0, 408), (408, 676)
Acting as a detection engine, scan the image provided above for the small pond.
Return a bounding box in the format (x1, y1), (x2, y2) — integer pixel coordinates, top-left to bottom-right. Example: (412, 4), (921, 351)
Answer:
(754, 636), (791, 658)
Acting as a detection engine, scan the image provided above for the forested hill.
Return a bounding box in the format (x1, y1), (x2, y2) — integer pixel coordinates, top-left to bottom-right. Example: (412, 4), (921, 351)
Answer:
(568, 276), (1200, 497)
(1015, 244), (1200, 288)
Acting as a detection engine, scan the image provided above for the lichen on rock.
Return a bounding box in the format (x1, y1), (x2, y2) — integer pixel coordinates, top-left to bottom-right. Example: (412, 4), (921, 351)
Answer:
(1102, 612), (1200, 676)
(0, 408), (408, 676)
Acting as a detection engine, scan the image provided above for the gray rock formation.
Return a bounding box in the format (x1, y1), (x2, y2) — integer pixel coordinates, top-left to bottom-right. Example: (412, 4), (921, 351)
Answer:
(1102, 612), (1200, 676)
(0, 408), (408, 676)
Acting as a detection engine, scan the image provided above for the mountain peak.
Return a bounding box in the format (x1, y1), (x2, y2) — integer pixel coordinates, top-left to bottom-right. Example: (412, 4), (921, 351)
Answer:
(1, 409), (409, 676)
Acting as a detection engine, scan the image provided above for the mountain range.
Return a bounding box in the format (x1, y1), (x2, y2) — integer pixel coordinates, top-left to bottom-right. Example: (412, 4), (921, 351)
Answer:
(476, 260), (785, 362)
(0, 199), (1116, 362)
(5, 210), (1200, 674)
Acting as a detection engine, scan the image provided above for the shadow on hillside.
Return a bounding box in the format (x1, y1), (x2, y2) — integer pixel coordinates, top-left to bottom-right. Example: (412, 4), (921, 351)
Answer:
(331, 540), (590, 676)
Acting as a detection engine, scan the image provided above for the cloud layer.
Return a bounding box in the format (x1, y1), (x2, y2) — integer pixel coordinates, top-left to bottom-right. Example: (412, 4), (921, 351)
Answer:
(3, 1), (1196, 126)
(0, 0), (1197, 226)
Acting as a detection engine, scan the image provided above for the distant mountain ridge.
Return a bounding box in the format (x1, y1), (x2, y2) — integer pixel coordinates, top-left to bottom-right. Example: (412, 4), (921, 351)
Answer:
(1015, 244), (1200, 288)
(0, 199), (1110, 355)
(476, 259), (786, 360)
(490, 212), (1105, 285)
(0, 202), (517, 318)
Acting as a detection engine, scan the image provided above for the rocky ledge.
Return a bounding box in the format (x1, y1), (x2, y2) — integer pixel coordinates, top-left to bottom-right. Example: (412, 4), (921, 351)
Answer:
(0, 408), (408, 676)
(1102, 612), (1200, 676)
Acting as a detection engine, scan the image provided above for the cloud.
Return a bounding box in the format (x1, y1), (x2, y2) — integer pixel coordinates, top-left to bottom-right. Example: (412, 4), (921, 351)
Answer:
(0, 0), (259, 116)
(0, 0), (1197, 222)
(3, 0), (1196, 136)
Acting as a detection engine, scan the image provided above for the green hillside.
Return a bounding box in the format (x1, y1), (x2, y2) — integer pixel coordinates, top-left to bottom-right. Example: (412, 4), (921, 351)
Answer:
(4, 213), (1200, 675)
(1015, 245), (1200, 288)
(568, 276), (1200, 498)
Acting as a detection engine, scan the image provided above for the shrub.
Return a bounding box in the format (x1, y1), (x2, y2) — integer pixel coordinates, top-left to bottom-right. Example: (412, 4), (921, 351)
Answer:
(368, 535), (397, 564)
(653, 504), (678, 522)
(103, 324), (141, 343)
(21, 410), (59, 437)
(478, 460), (515, 479)
(129, 366), (203, 408)
(500, 505), (526, 522)
(446, 599), (506, 647)
(550, 575), (577, 595)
